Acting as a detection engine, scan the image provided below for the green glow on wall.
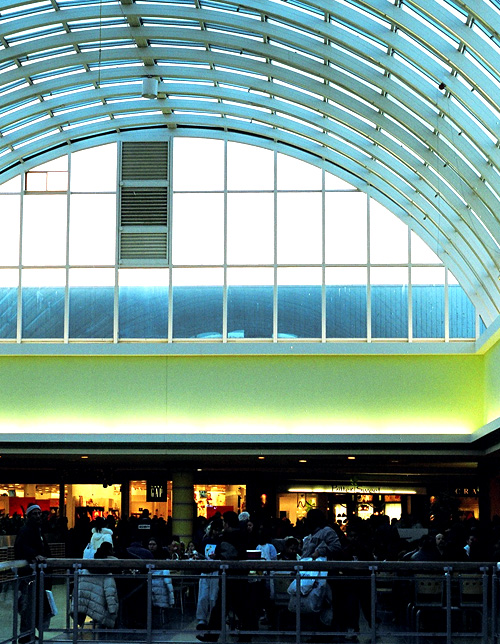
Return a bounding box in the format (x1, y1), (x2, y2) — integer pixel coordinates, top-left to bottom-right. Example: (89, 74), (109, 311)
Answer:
(0, 353), (484, 438)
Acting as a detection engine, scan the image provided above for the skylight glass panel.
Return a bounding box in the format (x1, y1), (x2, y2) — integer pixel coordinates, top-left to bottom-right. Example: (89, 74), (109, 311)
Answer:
(57, 0), (117, 6)
(334, 1), (392, 30)
(272, 0), (324, 19)
(0, 98), (40, 119)
(271, 60), (324, 83)
(272, 79), (324, 101)
(464, 48), (500, 89)
(6, 25), (67, 46)
(200, 0), (260, 18)
(266, 18), (325, 43)
(400, 2), (460, 47)
(67, 18), (127, 30)
(19, 47), (76, 64)
(269, 40), (325, 64)
(30, 66), (86, 82)
(141, 19), (200, 27)
(204, 25), (263, 41)
(0, 62), (20, 73)
(79, 40), (136, 50)
(0, 81), (31, 97)
(329, 16), (386, 50)
(1, 2), (54, 20)
(441, 0), (468, 22)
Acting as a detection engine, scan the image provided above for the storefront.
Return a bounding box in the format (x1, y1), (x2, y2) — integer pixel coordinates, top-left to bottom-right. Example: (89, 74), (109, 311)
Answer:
(278, 484), (424, 526)
(194, 484), (246, 518)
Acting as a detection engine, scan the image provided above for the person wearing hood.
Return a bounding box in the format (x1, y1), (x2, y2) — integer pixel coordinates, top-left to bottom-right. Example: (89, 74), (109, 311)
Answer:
(15, 504), (53, 643)
(90, 517), (114, 553)
(76, 542), (119, 629)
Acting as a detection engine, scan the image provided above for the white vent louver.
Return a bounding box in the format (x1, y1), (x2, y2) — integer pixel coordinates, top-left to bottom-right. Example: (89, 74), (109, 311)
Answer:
(119, 141), (168, 264)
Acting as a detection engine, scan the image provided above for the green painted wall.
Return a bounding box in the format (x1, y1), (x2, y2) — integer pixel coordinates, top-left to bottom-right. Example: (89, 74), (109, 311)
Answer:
(0, 353), (484, 438)
(485, 339), (500, 427)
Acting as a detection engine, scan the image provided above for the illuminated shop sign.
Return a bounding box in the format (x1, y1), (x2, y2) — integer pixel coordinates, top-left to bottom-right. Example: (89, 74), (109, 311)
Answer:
(289, 485), (418, 495)
(147, 482), (167, 502)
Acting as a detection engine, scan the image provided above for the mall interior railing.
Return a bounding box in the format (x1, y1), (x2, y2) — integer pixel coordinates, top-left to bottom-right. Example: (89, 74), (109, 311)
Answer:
(1, 558), (498, 644)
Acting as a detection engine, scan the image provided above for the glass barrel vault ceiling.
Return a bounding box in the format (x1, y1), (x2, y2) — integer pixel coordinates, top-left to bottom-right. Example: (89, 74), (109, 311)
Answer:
(0, 0), (500, 328)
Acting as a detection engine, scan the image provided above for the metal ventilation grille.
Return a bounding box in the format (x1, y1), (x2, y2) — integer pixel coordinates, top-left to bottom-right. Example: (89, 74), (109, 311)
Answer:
(120, 233), (168, 259)
(122, 142), (168, 181)
(121, 187), (168, 226)
(119, 141), (169, 265)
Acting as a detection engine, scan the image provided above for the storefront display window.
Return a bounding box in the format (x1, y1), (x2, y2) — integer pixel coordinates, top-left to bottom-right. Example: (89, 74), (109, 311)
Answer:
(129, 480), (172, 520)
(194, 484), (245, 518)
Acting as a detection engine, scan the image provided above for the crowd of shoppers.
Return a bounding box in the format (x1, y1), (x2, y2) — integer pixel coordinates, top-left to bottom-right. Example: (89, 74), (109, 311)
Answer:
(10, 502), (500, 643)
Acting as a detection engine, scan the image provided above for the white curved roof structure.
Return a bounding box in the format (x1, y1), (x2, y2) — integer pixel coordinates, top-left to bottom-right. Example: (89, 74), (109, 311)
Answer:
(1, 0), (500, 325)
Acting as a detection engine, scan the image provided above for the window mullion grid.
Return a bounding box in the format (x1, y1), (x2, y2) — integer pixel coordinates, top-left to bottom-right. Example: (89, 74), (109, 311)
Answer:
(168, 137), (173, 343)
(16, 178), (24, 344)
(444, 268), (449, 342)
(321, 168), (326, 343)
(64, 152), (71, 344)
(366, 195), (371, 343)
(408, 227), (413, 343)
(223, 139), (228, 343)
(114, 142), (122, 344)
(273, 149), (278, 343)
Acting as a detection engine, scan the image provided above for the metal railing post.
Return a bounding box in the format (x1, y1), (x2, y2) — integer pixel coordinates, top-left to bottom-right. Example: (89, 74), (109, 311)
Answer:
(38, 563), (46, 644)
(294, 565), (302, 644)
(12, 567), (20, 644)
(146, 564), (154, 644)
(72, 563), (81, 644)
(220, 564), (228, 644)
(493, 566), (498, 644)
(481, 566), (489, 644)
(444, 566), (452, 644)
(369, 565), (378, 644)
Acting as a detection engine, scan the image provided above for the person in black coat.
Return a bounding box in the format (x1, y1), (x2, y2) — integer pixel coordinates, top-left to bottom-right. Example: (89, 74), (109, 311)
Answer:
(14, 504), (53, 643)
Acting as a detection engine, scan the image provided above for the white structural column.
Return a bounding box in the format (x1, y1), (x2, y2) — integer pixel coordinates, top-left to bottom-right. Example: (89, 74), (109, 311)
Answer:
(171, 471), (195, 545)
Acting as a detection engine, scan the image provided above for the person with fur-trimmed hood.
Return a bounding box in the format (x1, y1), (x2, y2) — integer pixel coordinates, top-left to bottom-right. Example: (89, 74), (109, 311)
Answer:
(76, 542), (119, 628)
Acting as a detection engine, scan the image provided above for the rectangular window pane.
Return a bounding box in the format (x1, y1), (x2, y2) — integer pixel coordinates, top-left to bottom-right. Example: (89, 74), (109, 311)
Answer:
(227, 142), (274, 190)
(370, 200), (408, 264)
(173, 138), (224, 191)
(119, 269), (168, 339)
(277, 193), (322, 264)
(227, 194), (274, 265)
(172, 268), (223, 338)
(69, 269), (114, 339)
(227, 268), (273, 339)
(0, 175), (21, 193)
(22, 269), (65, 339)
(325, 193), (367, 264)
(69, 194), (116, 265)
(410, 231), (441, 264)
(277, 267), (321, 338)
(71, 144), (117, 192)
(0, 196), (20, 266)
(277, 153), (322, 190)
(326, 267), (367, 338)
(449, 283), (475, 338)
(172, 194), (224, 265)
(0, 270), (18, 339)
(22, 195), (67, 266)
(371, 267), (408, 338)
(412, 267), (445, 338)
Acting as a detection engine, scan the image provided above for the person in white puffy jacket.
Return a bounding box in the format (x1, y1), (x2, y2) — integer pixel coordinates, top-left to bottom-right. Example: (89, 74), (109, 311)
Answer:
(147, 537), (175, 627)
(89, 517), (114, 554)
(151, 569), (175, 609)
(76, 543), (119, 628)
